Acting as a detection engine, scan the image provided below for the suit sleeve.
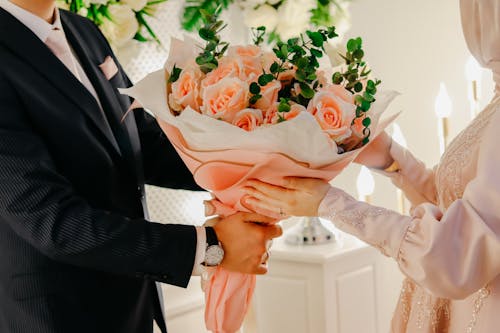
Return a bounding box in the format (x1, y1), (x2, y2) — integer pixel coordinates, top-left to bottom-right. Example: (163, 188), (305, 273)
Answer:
(319, 104), (500, 300)
(0, 74), (196, 287)
(133, 108), (202, 191)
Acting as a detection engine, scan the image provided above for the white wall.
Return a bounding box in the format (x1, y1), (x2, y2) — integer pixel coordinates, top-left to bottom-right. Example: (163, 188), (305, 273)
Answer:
(333, 0), (494, 205)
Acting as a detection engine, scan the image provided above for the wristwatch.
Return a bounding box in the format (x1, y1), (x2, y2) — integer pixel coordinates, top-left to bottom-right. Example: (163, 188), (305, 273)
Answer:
(202, 227), (224, 267)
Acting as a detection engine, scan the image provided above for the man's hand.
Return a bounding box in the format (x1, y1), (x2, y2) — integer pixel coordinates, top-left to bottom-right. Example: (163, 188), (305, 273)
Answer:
(213, 212), (282, 274)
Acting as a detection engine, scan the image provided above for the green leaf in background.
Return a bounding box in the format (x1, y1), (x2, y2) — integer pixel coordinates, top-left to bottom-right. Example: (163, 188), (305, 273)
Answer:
(182, 0), (233, 32)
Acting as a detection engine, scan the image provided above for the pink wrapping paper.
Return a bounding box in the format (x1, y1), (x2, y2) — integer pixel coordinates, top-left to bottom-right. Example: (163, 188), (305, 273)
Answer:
(156, 113), (396, 332)
(120, 59), (399, 332)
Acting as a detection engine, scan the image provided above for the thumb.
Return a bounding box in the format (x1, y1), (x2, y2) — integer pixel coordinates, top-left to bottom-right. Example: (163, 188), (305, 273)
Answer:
(203, 199), (237, 218)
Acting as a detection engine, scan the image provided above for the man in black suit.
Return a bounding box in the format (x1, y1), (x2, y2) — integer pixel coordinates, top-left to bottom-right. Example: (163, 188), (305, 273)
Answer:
(0, 1), (282, 332)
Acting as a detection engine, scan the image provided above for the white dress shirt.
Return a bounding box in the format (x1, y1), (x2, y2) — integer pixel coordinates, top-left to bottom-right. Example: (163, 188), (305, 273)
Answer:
(0, 0), (206, 275)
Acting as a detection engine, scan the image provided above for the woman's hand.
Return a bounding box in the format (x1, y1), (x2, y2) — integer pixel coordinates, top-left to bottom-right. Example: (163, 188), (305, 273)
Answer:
(241, 178), (331, 218)
(354, 131), (394, 169)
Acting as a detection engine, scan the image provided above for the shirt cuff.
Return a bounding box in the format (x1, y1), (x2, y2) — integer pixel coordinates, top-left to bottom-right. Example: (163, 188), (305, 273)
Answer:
(192, 226), (206, 276)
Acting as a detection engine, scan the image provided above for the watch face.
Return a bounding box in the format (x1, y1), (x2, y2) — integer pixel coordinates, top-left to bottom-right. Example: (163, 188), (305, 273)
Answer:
(205, 245), (224, 266)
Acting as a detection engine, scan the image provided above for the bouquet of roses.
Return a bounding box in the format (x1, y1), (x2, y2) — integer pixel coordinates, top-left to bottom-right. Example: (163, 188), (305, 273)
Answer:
(122, 9), (397, 333)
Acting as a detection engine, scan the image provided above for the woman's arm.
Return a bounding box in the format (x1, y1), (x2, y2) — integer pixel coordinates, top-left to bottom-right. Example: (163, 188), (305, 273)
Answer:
(320, 108), (500, 299)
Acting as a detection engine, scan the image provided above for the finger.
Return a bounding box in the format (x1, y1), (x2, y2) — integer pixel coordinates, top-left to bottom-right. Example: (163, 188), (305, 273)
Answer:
(242, 186), (284, 207)
(203, 200), (216, 216)
(283, 177), (326, 192)
(241, 197), (282, 220)
(241, 197), (283, 220)
(280, 177), (306, 190)
(245, 180), (291, 198)
(203, 216), (220, 227)
(254, 264), (268, 275)
(205, 199), (238, 218)
(240, 211), (279, 224)
(264, 224), (283, 239)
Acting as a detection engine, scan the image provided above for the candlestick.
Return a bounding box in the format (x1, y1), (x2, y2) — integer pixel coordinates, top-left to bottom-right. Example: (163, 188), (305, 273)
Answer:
(465, 56), (481, 119)
(434, 83), (453, 155)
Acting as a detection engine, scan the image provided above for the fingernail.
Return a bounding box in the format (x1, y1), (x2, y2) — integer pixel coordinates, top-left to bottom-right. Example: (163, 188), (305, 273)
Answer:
(203, 200), (215, 216)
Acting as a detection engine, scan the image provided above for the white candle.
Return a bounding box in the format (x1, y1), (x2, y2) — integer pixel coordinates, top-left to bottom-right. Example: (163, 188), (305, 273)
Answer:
(465, 56), (481, 119)
(434, 83), (453, 155)
(392, 123), (407, 214)
(357, 166), (375, 204)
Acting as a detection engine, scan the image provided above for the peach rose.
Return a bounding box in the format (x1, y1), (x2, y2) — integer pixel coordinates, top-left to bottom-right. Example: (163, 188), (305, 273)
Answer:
(200, 57), (242, 90)
(277, 64), (296, 83)
(168, 63), (204, 113)
(232, 108), (264, 131)
(201, 77), (249, 122)
(227, 45), (262, 81)
(264, 102), (279, 125)
(307, 90), (356, 142)
(264, 102), (305, 124)
(316, 70), (329, 88)
(283, 103), (305, 120)
(323, 84), (355, 104)
(254, 80), (281, 113)
(351, 115), (366, 138)
(261, 51), (279, 72)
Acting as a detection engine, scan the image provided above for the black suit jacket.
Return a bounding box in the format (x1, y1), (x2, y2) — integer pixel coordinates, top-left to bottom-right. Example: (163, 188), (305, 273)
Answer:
(0, 8), (201, 333)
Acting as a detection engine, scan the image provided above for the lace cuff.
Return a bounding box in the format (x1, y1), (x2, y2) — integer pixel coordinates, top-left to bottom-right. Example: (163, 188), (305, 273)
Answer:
(318, 187), (412, 258)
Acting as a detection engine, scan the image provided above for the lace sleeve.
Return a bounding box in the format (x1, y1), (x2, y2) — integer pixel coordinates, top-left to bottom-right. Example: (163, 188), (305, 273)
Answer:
(318, 187), (411, 258)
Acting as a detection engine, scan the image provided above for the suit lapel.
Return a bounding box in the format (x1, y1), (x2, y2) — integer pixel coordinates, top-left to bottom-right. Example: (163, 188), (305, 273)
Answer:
(0, 8), (121, 156)
(61, 13), (144, 184)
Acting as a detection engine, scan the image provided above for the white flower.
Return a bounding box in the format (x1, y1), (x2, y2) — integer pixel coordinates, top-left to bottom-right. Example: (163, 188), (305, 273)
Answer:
(106, 4), (139, 47)
(83, 0), (108, 5)
(56, 1), (70, 10)
(121, 0), (147, 12)
(324, 42), (347, 68)
(243, 4), (278, 32)
(239, 0), (267, 10)
(275, 0), (315, 40)
(143, 3), (163, 16)
(99, 17), (116, 43)
(267, 0), (281, 5)
(77, 7), (88, 17)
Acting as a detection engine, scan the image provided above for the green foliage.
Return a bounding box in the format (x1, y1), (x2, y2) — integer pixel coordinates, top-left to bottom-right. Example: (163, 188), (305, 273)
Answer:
(182, 0), (233, 32)
(168, 65), (183, 83)
(249, 26), (339, 107)
(278, 98), (291, 113)
(331, 36), (382, 145)
(252, 26), (266, 46)
(195, 7), (230, 74)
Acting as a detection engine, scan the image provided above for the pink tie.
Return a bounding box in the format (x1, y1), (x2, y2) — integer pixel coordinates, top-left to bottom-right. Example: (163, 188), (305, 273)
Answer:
(45, 27), (81, 81)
